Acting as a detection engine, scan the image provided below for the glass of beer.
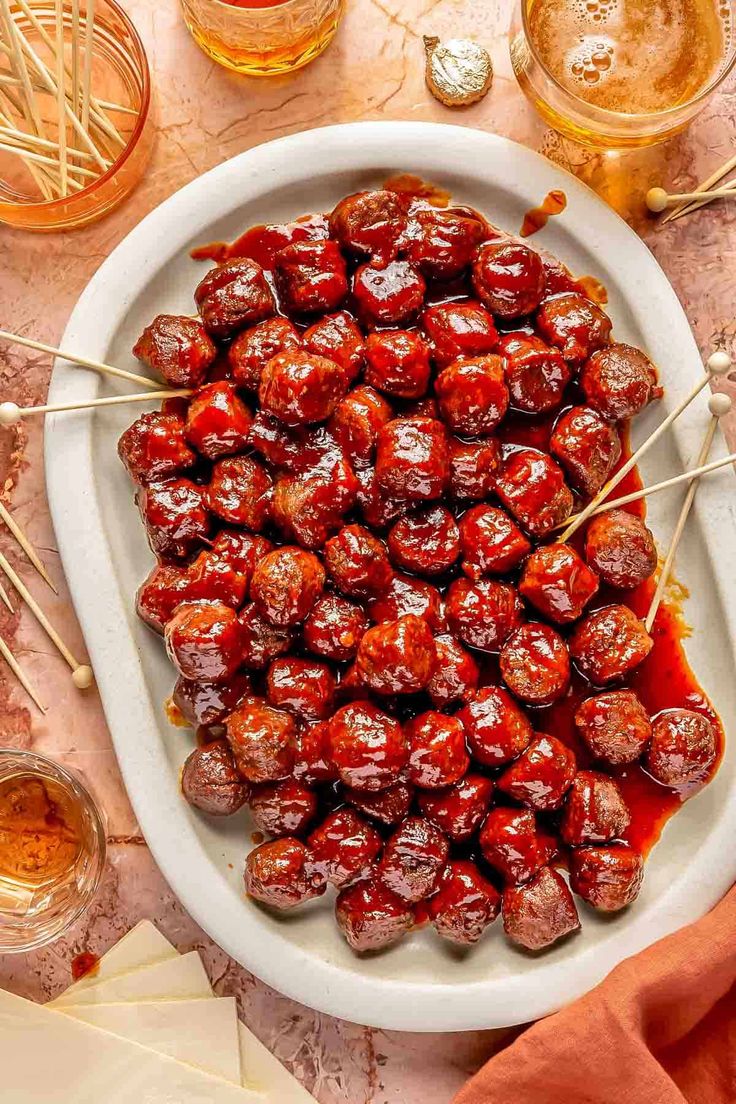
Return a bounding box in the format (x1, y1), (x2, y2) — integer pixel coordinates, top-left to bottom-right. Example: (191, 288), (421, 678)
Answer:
(510, 0), (735, 147)
(180, 0), (345, 75)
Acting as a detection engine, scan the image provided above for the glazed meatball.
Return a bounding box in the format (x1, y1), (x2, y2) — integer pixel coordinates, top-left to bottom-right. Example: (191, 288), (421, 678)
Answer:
(293, 720), (336, 786)
(335, 876), (414, 953)
(387, 505), (460, 577)
(494, 449), (573, 538)
(274, 239), (348, 315)
(353, 259), (426, 327)
(426, 635), (480, 708)
(422, 301), (499, 368)
(266, 657), (335, 720)
(136, 563), (190, 634)
(497, 733), (576, 811)
(497, 332), (571, 414)
(329, 701), (408, 791)
(245, 838), (326, 909)
(303, 310), (365, 383)
(406, 711), (469, 789)
(457, 686), (533, 766)
(303, 593), (367, 662)
(418, 773), (493, 842)
(375, 417), (450, 501)
(569, 844), (643, 911)
(500, 624), (570, 706)
(250, 546), (325, 627)
(184, 545), (252, 611)
(560, 771), (630, 846)
(459, 505), (531, 579)
(185, 381), (252, 459)
(138, 479), (210, 560)
(308, 808), (383, 888)
(580, 343), (660, 421)
(378, 816), (449, 902)
(328, 385), (392, 467)
(367, 572), (445, 632)
(645, 709), (718, 786)
(446, 578), (524, 652)
(429, 860), (501, 945)
(226, 696), (296, 783)
(365, 331), (431, 399)
(357, 615), (437, 695)
(133, 314), (217, 388)
(405, 205), (486, 280)
(181, 740), (249, 816)
(238, 605), (293, 670)
(355, 465), (405, 530)
(248, 777), (318, 837)
(272, 462), (358, 551)
(502, 867), (580, 950)
(550, 405), (622, 497)
(165, 600), (243, 682)
(448, 437), (500, 500)
(329, 189), (408, 263)
(584, 510), (657, 589)
(228, 316), (301, 391)
(472, 239), (545, 318)
(118, 411), (196, 484)
(519, 543), (599, 624)
(212, 529), (273, 585)
(324, 524), (393, 598)
(536, 291), (612, 362)
(172, 672), (251, 728)
(479, 807), (556, 885)
(346, 780), (414, 826)
(570, 604), (653, 684)
(435, 356), (509, 437)
(207, 456), (273, 530)
(195, 258), (275, 337)
(574, 690), (652, 766)
(259, 351), (347, 426)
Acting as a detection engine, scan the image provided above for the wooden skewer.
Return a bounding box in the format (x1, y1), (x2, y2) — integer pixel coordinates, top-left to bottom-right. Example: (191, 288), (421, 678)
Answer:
(0, 500), (56, 592)
(0, 633), (46, 713)
(560, 350), (733, 543)
(70, 0), (81, 120)
(0, 578), (13, 613)
(0, 123), (96, 161)
(54, 0), (68, 197)
(0, 96), (60, 198)
(646, 184), (736, 213)
(0, 0), (53, 198)
(0, 61), (132, 118)
(0, 331), (162, 390)
(0, 390), (192, 424)
(668, 177), (736, 224)
(0, 139), (100, 178)
(645, 392), (732, 633)
(661, 152), (736, 224)
(80, 0), (94, 138)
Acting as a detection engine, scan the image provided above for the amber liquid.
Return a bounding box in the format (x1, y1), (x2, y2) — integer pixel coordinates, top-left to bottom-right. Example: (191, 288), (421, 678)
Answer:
(527, 0), (730, 112)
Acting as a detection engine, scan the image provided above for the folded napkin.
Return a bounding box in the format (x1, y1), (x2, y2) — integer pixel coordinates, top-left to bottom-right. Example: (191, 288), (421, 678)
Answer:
(454, 885), (736, 1104)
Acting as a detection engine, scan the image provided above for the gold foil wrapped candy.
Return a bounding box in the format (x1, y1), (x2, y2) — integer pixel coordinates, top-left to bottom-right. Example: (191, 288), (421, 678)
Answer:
(423, 35), (494, 107)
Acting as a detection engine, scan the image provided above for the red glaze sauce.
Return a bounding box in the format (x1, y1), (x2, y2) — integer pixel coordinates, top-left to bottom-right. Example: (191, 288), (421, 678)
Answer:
(577, 274), (609, 305)
(71, 951), (100, 981)
(520, 190), (567, 237)
(191, 214), (329, 269)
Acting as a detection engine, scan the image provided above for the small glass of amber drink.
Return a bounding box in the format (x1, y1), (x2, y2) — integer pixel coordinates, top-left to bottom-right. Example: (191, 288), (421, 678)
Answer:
(180, 0), (345, 76)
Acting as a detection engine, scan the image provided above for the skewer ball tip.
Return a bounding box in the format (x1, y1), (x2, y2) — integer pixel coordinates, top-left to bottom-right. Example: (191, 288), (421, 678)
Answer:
(645, 187), (669, 213)
(72, 664), (94, 689)
(0, 402), (21, 426)
(707, 350), (732, 376)
(708, 392), (733, 417)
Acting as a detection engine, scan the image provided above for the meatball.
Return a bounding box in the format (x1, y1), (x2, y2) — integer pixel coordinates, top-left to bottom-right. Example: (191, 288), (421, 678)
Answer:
(367, 573), (445, 632)
(245, 838), (325, 909)
(195, 258), (274, 337)
(165, 600), (243, 682)
(133, 314), (216, 388)
(426, 635), (480, 708)
(479, 807), (556, 885)
(378, 816), (449, 902)
(353, 259), (426, 327)
(346, 781), (414, 826)
(259, 351), (347, 426)
(422, 301), (499, 368)
(457, 685), (533, 766)
(497, 733), (576, 811)
(181, 740), (249, 816)
(329, 189), (408, 263)
(212, 530), (273, 586)
(569, 844), (643, 911)
(355, 465), (405, 529)
(357, 614), (437, 695)
(645, 709), (718, 787)
(435, 355), (509, 437)
(118, 411), (196, 484)
(308, 809), (383, 888)
(519, 543), (599, 624)
(387, 506), (460, 577)
(250, 546), (325, 627)
(185, 381), (252, 459)
(248, 777), (318, 838)
(274, 239), (348, 315)
(446, 578), (524, 652)
(406, 711), (469, 789)
(137, 479), (210, 560)
(328, 385), (392, 467)
(303, 310), (365, 383)
(207, 456), (273, 530)
(560, 771), (630, 846)
(238, 604), (293, 670)
(364, 331), (431, 399)
(459, 505), (531, 579)
(448, 437), (500, 500)
(429, 860), (501, 945)
(418, 773), (494, 842)
(580, 343), (660, 421)
(335, 876), (414, 953)
(172, 672), (251, 729)
(584, 510), (657, 590)
(184, 544), (253, 611)
(549, 405), (622, 498)
(494, 449), (573, 538)
(273, 461), (358, 551)
(375, 417), (450, 501)
(497, 332), (571, 414)
(266, 657), (335, 720)
(226, 696), (296, 783)
(136, 563), (190, 634)
(228, 316), (301, 391)
(502, 867), (580, 950)
(324, 524), (393, 598)
(500, 624), (570, 706)
(329, 701), (408, 791)
(472, 239), (545, 318)
(574, 689), (652, 766)
(303, 593), (367, 662)
(570, 604), (653, 684)
(536, 291), (613, 362)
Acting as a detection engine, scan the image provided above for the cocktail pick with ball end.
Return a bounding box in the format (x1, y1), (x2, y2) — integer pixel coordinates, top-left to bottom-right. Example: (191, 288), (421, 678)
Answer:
(0, 390), (192, 425)
(646, 185), (736, 213)
(0, 330), (162, 390)
(0, 633), (46, 713)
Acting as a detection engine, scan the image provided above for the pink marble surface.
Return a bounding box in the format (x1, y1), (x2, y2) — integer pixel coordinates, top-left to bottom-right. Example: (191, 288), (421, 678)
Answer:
(0, 1), (734, 1099)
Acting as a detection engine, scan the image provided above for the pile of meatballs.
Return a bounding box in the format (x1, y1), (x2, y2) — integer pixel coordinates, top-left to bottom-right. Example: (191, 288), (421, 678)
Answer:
(118, 185), (719, 955)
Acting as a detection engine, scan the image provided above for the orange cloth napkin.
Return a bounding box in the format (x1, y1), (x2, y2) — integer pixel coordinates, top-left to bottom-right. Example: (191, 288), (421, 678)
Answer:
(454, 885), (736, 1104)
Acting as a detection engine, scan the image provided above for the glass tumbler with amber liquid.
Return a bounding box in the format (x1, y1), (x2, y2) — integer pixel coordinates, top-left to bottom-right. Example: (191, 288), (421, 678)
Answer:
(510, 0), (735, 146)
(0, 751), (106, 952)
(180, 0), (345, 75)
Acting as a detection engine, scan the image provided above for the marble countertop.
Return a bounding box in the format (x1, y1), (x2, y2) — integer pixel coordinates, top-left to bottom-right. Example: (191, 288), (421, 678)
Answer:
(0, 0), (734, 1099)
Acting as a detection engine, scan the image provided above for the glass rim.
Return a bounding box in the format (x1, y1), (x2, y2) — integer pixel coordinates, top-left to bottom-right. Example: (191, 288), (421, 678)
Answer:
(519, 0), (736, 123)
(208, 0), (308, 9)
